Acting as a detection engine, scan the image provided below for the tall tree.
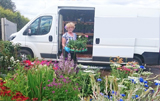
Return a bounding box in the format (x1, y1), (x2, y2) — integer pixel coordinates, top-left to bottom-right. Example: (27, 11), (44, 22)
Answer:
(0, 0), (16, 12)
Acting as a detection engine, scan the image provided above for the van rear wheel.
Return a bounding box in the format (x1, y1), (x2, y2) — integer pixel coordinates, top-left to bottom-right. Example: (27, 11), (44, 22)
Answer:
(18, 49), (33, 60)
(132, 56), (143, 65)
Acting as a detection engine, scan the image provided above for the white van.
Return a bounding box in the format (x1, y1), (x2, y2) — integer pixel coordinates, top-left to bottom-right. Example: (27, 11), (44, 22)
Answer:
(9, 4), (160, 65)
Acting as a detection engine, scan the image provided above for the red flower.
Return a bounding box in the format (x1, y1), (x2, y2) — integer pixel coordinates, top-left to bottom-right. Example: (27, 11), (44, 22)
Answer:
(23, 60), (31, 66)
(53, 67), (58, 70)
(0, 81), (6, 86)
(12, 92), (29, 101)
(32, 98), (38, 101)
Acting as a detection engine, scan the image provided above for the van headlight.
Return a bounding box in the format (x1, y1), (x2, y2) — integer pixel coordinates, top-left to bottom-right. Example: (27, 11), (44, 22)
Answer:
(8, 36), (16, 41)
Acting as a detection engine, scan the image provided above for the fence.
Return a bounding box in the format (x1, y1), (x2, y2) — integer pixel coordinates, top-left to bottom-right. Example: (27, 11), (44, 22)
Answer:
(1, 18), (17, 41)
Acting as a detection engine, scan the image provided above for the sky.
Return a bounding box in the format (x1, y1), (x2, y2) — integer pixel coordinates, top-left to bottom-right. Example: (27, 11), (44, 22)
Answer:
(12, 0), (160, 20)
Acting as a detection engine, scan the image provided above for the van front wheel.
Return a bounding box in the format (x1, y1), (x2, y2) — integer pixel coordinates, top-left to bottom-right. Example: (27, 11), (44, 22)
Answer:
(132, 56), (143, 65)
(18, 49), (33, 60)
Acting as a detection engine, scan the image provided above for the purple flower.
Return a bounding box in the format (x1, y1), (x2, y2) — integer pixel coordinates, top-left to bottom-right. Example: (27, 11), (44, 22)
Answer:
(130, 79), (134, 83)
(47, 84), (51, 87)
(100, 92), (104, 96)
(139, 77), (144, 83)
(155, 83), (160, 86)
(133, 95), (139, 99)
(60, 75), (64, 78)
(112, 91), (115, 94)
(140, 66), (145, 69)
(63, 78), (66, 82)
(52, 91), (55, 93)
(121, 94), (126, 97)
(151, 90), (154, 93)
(73, 88), (76, 90)
(119, 99), (123, 101)
(97, 78), (102, 82)
(53, 78), (55, 81)
(43, 87), (46, 89)
(144, 81), (148, 84)
(54, 83), (58, 86)
(144, 85), (149, 87)
(65, 90), (68, 92)
(48, 80), (50, 82)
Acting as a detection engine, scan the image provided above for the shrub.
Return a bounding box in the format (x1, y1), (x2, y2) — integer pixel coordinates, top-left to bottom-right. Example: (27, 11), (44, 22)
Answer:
(0, 41), (20, 69)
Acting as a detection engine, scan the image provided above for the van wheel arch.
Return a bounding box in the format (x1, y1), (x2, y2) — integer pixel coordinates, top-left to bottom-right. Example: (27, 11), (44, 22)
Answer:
(133, 54), (144, 65)
(19, 47), (34, 58)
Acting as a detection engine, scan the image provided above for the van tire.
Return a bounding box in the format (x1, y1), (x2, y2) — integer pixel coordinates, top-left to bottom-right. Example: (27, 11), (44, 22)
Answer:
(18, 49), (33, 59)
(133, 56), (143, 65)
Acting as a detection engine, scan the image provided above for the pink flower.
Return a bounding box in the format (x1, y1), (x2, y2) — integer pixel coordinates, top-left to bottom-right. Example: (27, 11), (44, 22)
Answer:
(53, 67), (58, 70)
(85, 35), (88, 38)
(134, 69), (138, 71)
(65, 90), (68, 92)
(52, 91), (55, 93)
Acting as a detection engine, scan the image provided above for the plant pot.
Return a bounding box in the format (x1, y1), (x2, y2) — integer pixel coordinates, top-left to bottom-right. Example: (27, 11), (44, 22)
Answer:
(78, 50), (81, 52)
(82, 50), (85, 52)
(70, 49), (74, 51)
(84, 48), (87, 51)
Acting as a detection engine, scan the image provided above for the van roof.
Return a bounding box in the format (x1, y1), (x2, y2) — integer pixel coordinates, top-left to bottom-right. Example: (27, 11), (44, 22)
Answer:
(40, 4), (160, 17)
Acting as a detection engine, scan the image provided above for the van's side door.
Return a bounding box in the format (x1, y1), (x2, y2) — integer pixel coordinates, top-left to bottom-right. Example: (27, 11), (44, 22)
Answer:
(25, 15), (57, 59)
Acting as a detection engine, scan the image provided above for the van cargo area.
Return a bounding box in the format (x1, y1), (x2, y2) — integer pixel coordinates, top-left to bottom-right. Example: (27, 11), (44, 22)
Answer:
(58, 9), (95, 60)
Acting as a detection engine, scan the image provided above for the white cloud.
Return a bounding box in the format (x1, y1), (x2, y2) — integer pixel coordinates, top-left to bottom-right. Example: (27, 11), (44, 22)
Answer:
(12, 0), (160, 20)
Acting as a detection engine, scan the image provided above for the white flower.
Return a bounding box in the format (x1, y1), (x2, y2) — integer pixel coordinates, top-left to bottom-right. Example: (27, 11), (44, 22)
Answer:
(0, 56), (3, 61)
(38, 64), (43, 68)
(16, 60), (19, 62)
(5, 56), (8, 59)
(10, 56), (14, 62)
(111, 63), (121, 67)
(116, 78), (121, 81)
(154, 80), (160, 83)
(133, 73), (139, 76)
(8, 67), (12, 69)
(128, 76), (139, 83)
(141, 71), (153, 76)
(118, 85), (127, 88)
(83, 70), (95, 73)
(79, 35), (81, 38)
(13, 61), (16, 64)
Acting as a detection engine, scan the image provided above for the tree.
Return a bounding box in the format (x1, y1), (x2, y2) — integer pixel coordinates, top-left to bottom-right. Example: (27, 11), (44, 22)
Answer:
(0, 0), (16, 12)
(0, 6), (29, 31)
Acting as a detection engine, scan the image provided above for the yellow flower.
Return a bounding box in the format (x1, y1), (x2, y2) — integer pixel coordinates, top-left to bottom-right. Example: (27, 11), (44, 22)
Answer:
(0, 78), (3, 81)
(4, 80), (7, 83)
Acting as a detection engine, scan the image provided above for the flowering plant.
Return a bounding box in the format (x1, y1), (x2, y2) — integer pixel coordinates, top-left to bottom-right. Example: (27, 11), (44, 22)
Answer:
(67, 35), (88, 52)
(43, 76), (80, 101)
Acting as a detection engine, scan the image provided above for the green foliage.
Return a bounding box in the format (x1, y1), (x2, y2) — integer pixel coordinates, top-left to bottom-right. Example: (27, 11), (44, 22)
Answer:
(67, 36), (88, 50)
(0, 6), (29, 31)
(4, 63), (29, 96)
(0, 41), (20, 69)
(27, 65), (55, 100)
(0, 0), (16, 12)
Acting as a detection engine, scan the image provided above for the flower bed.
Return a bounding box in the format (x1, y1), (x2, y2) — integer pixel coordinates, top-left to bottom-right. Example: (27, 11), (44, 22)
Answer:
(0, 55), (160, 101)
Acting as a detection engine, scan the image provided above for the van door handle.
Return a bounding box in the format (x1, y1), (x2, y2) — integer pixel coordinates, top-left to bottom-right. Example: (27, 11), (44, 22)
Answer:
(96, 38), (100, 44)
(49, 35), (53, 42)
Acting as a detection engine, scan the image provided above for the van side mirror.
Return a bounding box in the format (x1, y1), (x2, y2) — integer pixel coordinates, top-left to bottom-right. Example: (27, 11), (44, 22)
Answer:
(28, 29), (31, 36)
